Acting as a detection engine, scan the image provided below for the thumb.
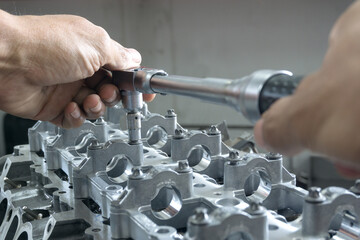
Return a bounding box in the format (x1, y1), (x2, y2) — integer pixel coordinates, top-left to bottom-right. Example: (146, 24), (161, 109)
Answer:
(254, 96), (305, 156)
(103, 39), (142, 70)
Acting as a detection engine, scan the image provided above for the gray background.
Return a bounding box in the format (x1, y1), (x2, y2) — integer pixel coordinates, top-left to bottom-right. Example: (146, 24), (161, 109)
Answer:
(0, 0), (354, 185)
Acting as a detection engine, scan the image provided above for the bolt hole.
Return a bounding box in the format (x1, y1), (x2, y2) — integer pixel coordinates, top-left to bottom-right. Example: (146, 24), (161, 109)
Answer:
(47, 223), (52, 232)
(268, 224), (279, 231)
(194, 183), (206, 188)
(106, 186), (117, 191)
(156, 228), (170, 234)
(216, 198), (240, 207)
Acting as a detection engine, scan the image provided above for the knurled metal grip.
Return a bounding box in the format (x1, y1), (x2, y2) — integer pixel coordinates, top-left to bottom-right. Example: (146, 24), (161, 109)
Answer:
(112, 68), (168, 93)
(259, 74), (303, 114)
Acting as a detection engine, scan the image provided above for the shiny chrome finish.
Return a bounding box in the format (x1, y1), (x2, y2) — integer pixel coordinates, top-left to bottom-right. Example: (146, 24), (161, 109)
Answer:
(114, 68), (293, 123)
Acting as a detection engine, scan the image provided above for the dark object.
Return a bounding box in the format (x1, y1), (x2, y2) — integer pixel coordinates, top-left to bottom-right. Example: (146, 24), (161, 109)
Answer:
(4, 114), (37, 154)
(259, 74), (303, 114)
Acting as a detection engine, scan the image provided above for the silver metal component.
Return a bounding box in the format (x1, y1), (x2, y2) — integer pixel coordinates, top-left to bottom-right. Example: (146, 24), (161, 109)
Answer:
(207, 125), (220, 135)
(113, 68), (292, 123)
(4, 177), (21, 189)
(176, 160), (191, 173)
(350, 179), (360, 195)
(302, 186), (360, 238)
(22, 206), (43, 220)
(189, 208), (209, 225)
(1, 96), (359, 240)
(129, 166), (144, 179)
(126, 111), (142, 144)
(306, 186), (326, 203)
(149, 69), (292, 123)
(265, 152), (282, 160)
(112, 68), (168, 94)
(121, 90), (143, 112)
(173, 128), (186, 139)
(166, 109), (177, 118)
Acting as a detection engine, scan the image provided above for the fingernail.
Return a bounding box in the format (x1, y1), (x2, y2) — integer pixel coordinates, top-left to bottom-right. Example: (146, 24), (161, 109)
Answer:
(127, 48), (142, 63)
(105, 91), (117, 103)
(70, 109), (81, 119)
(90, 102), (102, 113)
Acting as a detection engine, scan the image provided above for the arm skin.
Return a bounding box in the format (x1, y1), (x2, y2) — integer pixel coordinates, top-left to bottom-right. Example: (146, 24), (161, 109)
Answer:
(0, 10), (154, 129)
(254, 1), (360, 178)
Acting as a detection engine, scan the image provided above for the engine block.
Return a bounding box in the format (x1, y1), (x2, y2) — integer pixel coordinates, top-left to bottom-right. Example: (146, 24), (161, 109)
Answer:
(0, 104), (360, 240)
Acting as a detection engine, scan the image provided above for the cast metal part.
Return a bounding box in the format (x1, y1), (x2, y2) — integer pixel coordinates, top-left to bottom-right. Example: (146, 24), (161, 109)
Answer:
(0, 103), (359, 239)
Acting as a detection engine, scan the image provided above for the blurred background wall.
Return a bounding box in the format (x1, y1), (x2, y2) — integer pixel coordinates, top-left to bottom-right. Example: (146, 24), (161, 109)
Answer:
(0, 0), (354, 186)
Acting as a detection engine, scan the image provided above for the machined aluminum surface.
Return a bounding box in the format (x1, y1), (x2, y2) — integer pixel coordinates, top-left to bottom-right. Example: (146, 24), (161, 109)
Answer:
(0, 104), (359, 240)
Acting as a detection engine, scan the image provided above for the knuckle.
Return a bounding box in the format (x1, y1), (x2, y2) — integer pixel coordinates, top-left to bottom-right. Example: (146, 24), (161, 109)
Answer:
(95, 26), (111, 49)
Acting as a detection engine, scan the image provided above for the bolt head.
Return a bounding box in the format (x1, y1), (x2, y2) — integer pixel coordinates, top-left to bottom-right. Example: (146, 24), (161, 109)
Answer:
(94, 117), (106, 125)
(265, 152), (282, 160)
(207, 125), (220, 135)
(306, 187), (326, 203)
(350, 179), (360, 194)
(166, 109), (176, 117)
(88, 141), (102, 150)
(130, 167), (144, 179)
(355, 179), (360, 188)
(173, 129), (185, 139)
(177, 160), (191, 173)
(229, 150), (240, 159)
(190, 207), (209, 225)
(246, 202), (265, 215)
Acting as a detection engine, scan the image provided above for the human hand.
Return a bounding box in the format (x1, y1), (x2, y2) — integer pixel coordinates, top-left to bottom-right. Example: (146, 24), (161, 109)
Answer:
(0, 11), (155, 128)
(254, 1), (360, 177)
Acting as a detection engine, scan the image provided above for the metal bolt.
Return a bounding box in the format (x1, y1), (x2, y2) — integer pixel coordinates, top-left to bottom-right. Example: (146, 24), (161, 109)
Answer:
(173, 129), (185, 139)
(250, 202), (260, 211)
(94, 117), (106, 125)
(130, 167), (144, 180)
(207, 125), (220, 135)
(246, 202), (265, 215)
(190, 208), (209, 225)
(88, 141), (102, 150)
(176, 160), (191, 173)
(166, 109), (176, 118)
(4, 177), (21, 189)
(350, 179), (360, 194)
(306, 187), (326, 203)
(229, 150), (240, 159)
(13, 148), (20, 156)
(355, 179), (360, 188)
(265, 152), (282, 160)
(22, 206), (43, 220)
